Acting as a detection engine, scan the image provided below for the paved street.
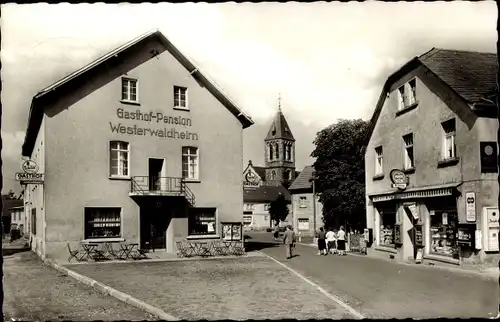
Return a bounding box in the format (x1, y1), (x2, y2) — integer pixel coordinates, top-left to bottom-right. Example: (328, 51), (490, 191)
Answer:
(246, 231), (498, 319)
(3, 252), (155, 321)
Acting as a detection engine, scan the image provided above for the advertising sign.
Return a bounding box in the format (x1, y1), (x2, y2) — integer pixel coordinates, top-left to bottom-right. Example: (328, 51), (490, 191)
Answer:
(389, 169), (408, 190)
(16, 159), (44, 183)
(243, 168), (261, 190)
(465, 192), (476, 222)
(221, 222), (242, 241)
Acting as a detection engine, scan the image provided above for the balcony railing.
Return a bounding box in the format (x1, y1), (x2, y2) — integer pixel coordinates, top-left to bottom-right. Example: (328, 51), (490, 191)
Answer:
(130, 176), (196, 206)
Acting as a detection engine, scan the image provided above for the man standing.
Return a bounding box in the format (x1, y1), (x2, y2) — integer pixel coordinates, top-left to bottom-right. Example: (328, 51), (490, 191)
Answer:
(283, 225), (296, 259)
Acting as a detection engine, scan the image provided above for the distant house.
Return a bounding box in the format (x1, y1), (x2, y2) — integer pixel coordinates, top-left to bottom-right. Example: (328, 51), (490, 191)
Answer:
(10, 206), (25, 235)
(289, 166), (323, 237)
(243, 183), (292, 230)
(1, 198), (24, 235)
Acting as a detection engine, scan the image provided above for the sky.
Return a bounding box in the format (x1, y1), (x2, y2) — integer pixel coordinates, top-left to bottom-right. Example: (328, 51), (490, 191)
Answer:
(1, 2), (497, 194)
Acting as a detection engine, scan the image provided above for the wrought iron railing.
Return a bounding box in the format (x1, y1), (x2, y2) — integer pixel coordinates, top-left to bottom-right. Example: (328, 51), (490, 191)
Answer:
(130, 176), (196, 206)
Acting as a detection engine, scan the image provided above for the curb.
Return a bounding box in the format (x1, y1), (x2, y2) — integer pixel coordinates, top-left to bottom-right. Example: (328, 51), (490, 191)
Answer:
(43, 259), (179, 321)
(297, 242), (498, 280)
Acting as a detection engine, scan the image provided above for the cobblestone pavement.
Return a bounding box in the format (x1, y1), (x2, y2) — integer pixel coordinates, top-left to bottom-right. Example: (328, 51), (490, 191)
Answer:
(3, 252), (156, 321)
(246, 232), (498, 319)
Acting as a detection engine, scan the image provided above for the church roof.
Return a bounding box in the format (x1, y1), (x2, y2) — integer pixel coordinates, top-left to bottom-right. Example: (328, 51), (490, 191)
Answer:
(243, 184), (291, 203)
(265, 108), (295, 141)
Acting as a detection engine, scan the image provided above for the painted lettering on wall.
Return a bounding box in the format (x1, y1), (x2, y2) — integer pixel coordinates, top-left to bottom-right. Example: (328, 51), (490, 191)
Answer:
(112, 108), (198, 140)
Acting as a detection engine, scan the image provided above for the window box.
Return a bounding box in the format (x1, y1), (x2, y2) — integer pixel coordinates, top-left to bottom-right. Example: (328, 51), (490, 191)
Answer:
(437, 157), (460, 168)
(402, 167), (415, 174)
(395, 101), (419, 117)
(372, 174), (384, 181)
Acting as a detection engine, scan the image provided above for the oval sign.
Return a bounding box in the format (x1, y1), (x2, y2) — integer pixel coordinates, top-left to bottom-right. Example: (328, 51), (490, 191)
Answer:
(390, 169), (407, 184)
(22, 160), (38, 174)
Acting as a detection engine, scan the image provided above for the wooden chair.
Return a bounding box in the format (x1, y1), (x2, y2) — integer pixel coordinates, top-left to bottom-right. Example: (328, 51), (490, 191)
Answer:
(176, 241), (189, 258)
(67, 243), (82, 263)
(104, 243), (123, 260)
(212, 240), (228, 256)
(133, 248), (149, 260)
(232, 241), (245, 256)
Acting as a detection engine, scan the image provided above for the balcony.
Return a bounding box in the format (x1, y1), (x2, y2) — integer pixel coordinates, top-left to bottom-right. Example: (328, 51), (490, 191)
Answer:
(130, 176), (196, 206)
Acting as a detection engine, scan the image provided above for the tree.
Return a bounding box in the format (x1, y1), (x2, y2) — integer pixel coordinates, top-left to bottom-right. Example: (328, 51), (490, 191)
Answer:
(2, 189), (17, 200)
(310, 118), (369, 232)
(268, 193), (290, 226)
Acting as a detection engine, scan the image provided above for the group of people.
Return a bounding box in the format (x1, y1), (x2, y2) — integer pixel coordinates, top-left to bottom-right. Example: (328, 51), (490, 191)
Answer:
(316, 226), (346, 256)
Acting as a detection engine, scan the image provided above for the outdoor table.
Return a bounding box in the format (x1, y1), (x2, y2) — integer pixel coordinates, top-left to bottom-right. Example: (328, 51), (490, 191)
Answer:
(119, 243), (138, 259)
(81, 243), (99, 260)
(189, 241), (212, 257)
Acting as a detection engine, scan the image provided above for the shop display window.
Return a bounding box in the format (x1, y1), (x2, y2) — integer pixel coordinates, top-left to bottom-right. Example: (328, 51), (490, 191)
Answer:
(430, 211), (458, 258)
(189, 208), (217, 236)
(84, 207), (121, 239)
(379, 211), (396, 246)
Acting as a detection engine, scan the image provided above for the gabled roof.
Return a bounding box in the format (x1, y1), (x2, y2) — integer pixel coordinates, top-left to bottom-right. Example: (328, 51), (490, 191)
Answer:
(265, 108), (295, 141)
(366, 48), (498, 145)
(22, 29), (254, 156)
(288, 166), (315, 191)
(2, 199), (24, 218)
(244, 184), (291, 203)
(253, 166), (267, 181)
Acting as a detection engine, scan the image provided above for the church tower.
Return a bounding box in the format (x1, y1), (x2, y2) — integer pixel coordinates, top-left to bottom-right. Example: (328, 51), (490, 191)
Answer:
(264, 94), (296, 188)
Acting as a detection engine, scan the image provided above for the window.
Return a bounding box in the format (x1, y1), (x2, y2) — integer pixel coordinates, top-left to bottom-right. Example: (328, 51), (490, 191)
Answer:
(375, 146), (383, 175)
(189, 208), (216, 236)
(269, 144), (274, 161)
(397, 85), (406, 110)
(430, 211), (458, 258)
(264, 204), (270, 211)
(243, 215), (253, 226)
(182, 147), (199, 180)
(244, 204), (255, 212)
(84, 207), (121, 239)
(275, 143), (279, 160)
(408, 79), (417, 105)
(110, 141), (129, 177)
(271, 170), (276, 181)
(298, 218), (310, 231)
(379, 210), (396, 246)
(121, 78), (138, 102)
(299, 196), (307, 208)
(403, 134), (414, 169)
(174, 86), (188, 109)
(31, 209), (36, 235)
(442, 119), (456, 160)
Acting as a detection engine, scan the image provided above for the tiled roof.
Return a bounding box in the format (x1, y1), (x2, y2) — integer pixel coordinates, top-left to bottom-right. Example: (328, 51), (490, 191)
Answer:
(253, 166), (267, 181)
(265, 109), (295, 141)
(2, 199), (24, 217)
(244, 185), (291, 203)
(419, 48), (498, 104)
(288, 166), (315, 191)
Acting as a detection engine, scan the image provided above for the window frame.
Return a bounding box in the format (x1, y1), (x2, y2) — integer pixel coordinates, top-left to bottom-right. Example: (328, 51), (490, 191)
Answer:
(442, 119), (457, 160)
(188, 207), (217, 236)
(297, 218), (310, 231)
(84, 207), (123, 240)
(403, 133), (414, 170)
(375, 146), (384, 175)
(299, 196), (307, 208)
(109, 141), (130, 179)
(182, 146), (200, 181)
(121, 77), (139, 103)
(397, 85), (406, 110)
(407, 79), (417, 105)
(173, 86), (189, 110)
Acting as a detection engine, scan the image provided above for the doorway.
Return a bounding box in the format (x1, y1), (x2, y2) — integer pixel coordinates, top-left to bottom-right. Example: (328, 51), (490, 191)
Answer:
(140, 205), (170, 250)
(148, 158), (166, 192)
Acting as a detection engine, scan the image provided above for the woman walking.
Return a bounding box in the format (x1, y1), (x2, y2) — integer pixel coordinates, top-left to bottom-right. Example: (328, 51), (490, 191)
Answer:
(337, 225), (346, 256)
(325, 227), (336, 255)
(317, 227), (327, 256)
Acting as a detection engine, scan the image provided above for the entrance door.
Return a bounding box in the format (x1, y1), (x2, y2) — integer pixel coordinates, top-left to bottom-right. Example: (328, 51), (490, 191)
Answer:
(140, 205), (168, 250)
(148, 158), (165, 192)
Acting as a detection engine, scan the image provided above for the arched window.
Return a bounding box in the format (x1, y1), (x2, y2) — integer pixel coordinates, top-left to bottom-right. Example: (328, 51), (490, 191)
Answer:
(271, 170), (276, 181)
(275, 143), (279, 160)
(285, 169), (291, 181)
(269, 143), (274, 161)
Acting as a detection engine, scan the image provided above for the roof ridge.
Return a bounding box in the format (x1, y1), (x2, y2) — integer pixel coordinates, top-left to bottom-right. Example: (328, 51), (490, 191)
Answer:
(428, 47), (497, 56)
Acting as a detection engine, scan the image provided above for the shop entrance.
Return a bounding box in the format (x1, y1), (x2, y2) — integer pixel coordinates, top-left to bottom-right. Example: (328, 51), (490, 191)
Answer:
(140, 204), (171, 250)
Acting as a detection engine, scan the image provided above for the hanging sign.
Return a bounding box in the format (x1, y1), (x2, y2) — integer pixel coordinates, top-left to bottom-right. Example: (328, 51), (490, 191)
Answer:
(390, 169), (408, 190)
(15, 160), (44, 183)
(465, 192), (476, 222)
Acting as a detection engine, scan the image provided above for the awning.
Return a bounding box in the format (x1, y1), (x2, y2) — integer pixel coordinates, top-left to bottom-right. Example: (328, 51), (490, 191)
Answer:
(368, 182), (462, 203)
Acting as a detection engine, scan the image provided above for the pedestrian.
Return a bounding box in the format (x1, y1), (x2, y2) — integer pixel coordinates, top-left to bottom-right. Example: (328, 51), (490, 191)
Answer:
(337, 225), (346, 256)
(326, 227), (336, 255)
(316, 227), (327, 256)
(283, 225), (296, 259)
(273, 226), (279, 242)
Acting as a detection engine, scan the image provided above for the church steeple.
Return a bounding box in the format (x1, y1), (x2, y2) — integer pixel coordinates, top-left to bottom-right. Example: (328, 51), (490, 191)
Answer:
(264, 94), (296, 187)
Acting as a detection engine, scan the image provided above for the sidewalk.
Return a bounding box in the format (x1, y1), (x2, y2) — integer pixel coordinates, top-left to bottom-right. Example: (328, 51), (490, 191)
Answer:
(3, 251), (156, 321)
(299, 242), (499, 279)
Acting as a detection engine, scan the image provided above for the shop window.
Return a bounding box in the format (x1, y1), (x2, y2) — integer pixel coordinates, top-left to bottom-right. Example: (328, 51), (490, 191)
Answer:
(298, 218), (310, 231)
(182, 147), (199, 180)
(84, 207), (121, 239)
(299, 196), (307, 208)
(379, 210), (396, 246)
(189, 208), (216, 236)
(121, 78), (138, 103)
(110, 141), (130, 177)
(441, 119), (456, 160)
(403, 133), (414, 169)
(375, 146), (383, 175)
(430, 211), (458, 258)
(174, 86), (188, 110)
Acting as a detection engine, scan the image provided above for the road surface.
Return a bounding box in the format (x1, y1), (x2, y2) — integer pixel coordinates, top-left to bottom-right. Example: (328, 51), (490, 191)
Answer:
(245, 231), (498, 319)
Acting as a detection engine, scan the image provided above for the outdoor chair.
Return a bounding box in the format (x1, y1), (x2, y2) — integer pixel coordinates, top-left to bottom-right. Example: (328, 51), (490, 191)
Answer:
(212, 241), (228, 256)
(232, 242), (245, 256)
(133, 248), (149, 260)
(67, 243), (82, 263)
(176, 241), (190, 258)
(104, 243), (123, 260)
